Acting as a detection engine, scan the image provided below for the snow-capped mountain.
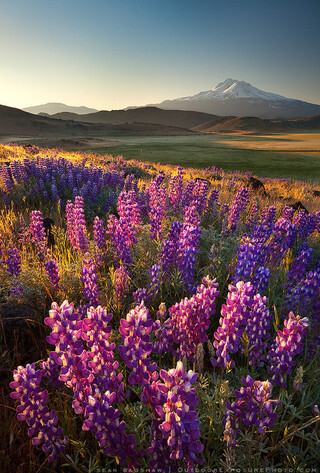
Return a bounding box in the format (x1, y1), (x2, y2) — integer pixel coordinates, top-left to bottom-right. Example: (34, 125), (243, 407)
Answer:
(23, 103), (98, 116)
(156, 79), (320, 118)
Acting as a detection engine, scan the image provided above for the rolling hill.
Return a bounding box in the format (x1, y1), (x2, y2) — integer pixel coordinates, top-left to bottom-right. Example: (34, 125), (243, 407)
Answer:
(0, 105), (194, 137)
(50, 107), (222, 129)
(1, 103), (319, 141)
(192, 116), (291, 134)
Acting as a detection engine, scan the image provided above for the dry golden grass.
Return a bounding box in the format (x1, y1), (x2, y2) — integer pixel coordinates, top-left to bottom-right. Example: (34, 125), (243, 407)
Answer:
(219, 133), (320, 156)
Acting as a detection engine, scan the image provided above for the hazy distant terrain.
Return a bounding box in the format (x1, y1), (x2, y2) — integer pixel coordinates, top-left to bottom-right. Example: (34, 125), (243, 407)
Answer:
(23, 102), (99, 115)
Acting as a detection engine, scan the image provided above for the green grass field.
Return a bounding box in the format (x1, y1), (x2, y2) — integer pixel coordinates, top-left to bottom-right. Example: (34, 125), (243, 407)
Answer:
(84, 134), (320, 182)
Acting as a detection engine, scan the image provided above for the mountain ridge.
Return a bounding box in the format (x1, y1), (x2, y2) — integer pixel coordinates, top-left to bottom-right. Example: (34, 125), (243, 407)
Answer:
(155, 79), (320, 119)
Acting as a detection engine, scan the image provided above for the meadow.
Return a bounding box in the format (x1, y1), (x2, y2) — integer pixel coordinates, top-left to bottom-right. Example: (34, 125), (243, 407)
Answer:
(1, 142), (320, 472)
(82, 133), (320, 183)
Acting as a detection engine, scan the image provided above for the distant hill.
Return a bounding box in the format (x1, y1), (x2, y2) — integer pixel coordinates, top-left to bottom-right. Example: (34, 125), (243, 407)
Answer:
(153, 78), (320, 119)
(280, 115), (320, 130)
(192, 116), (290, 134)
(23, 102), (99, 115)
(1, 103), (319, 140)
(0, 104), (194, 137)
(51, 106), (220, 129)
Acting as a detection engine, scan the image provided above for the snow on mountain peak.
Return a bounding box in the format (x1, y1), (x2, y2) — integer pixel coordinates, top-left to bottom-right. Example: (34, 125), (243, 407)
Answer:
(175, 78), (295, 104)
(157, 78), (320, 118)
(208, 79), (289, 101)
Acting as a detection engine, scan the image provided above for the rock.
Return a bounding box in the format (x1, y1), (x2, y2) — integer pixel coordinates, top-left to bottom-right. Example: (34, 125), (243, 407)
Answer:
(195, 178), (210, 185)
(43, 217), (55, 247)
(247, 177), (267, 195)
(289, 201), (309, 214)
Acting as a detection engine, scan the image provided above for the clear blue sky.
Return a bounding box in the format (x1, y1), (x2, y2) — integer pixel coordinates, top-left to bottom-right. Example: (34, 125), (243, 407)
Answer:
(1, 0), (319, 109)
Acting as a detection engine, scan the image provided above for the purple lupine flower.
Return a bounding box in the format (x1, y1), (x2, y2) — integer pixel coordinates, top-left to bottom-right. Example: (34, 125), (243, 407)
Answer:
(44, 300), (138, 466)
(251, 206), (276, 244)
(80, 253), (101, 307)
(177, 205), (201, 292)
(211, 282), (253, 369)
(203, 188), (219, 220)
(137, 183), (150, 218)
(181, 179), (196, 208)
(267, 217), (296, 266)
(93, 216), (106, 251)
(148, 174), (167, 240)
(0, 164), (14, 192)
(244, 293), (273, 366)
(73, 196), (88, 253)
(147, 264), (162, 297)
(168, 167), (184, 212)
(117, 190), (142, 246)
(44, 259), (61, 290)
(191, 179), (209, 216)
(6, 244), (22, 277)
(51, 183), (59, 202)
(211, 281), (271, 369)
(251, 266), (270, 294)
(143, 361), (204, 470)
(285, 241), (313, 294)
(285, 267), (320, 316)
(65, 200), (77, 248)
(45, 301), (124, 399)
(159, 221), (183, 274)
(227, 187), (250, 232)
(282, 205), (295, 222)
(82, 391), (140, 468)
(293, 210), (308, 237)
(29, 210), (48, 260)
(119, 301), (158, 386)
(267, 312), (309, 387)
(245, 197), (260, 229)
(93, 216), (106, 267)
(45, 301), (126, 407)
(82, 305), (127, 403)
(233, 237), (260, 283)
(18, 217), (31, 243)
(107, 214), (133, 267)
(113, 265), (130, 305)
(10, 364), (68, 463)
(156, 277), (219, 362)
(294, 211), (318, 240)
(223, 376), (280, 447)
(11, 280), (24, 297)
(11, 160), (23, 183)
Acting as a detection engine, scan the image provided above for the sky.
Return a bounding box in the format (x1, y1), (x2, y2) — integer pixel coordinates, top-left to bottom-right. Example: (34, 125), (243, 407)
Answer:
(0, 0), (320, 110)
